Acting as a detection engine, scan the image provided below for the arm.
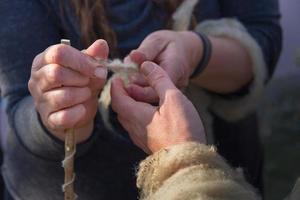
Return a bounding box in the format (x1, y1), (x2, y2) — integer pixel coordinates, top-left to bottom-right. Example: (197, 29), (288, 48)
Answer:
(125, 0), (281, 103)
(190, 0), (282, 120)
(193, 0), (281, 90)
(190, 34), (253, 93)
(190, 0), (281, 93)
(111, 62), (259, 199)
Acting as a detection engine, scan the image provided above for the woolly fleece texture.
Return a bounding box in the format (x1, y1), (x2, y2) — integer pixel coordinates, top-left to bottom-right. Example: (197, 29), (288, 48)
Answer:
(99, 59), (138, 133)
(137, 143), (300, 200)
(98, 0), (267, 144)
(137, 142), (260, 200)
(195, 19), (267, 121)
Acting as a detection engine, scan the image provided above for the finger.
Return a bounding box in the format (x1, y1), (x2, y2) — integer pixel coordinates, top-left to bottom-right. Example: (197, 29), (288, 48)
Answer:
(124, 50), (147, 66)
(126, 84), (158, 103)
(132, 33), (169, 61)
(83, 39), (109, 92)
(160, 58), (189, 88)
(32, 44), (105, 78)
(84, 39), (108, 80)
(75, 97), (98, 128)
(42, 87), (91, 112)
(111, 77), (155, 120)
(81, 39), (109, 95)
(88, 77), (106, 97)
(35, 64), (90, 92)
(129, 74), (148, 87)
(84, 39), (109, 59)
(48, 104), (86, 130)
(140, 61), (177, 102)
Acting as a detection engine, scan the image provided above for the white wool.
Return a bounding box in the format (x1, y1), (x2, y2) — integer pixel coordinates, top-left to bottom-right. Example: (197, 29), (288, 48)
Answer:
(98, 0), (200, 134)
(99, 59), (138, 133)
(172, 0), (199, 31)
(99, 2), (267, 142)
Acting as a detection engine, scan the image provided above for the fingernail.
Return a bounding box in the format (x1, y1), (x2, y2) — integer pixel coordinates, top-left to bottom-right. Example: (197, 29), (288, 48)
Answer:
(94, 67), (107, 79)
(142, 62), (155, 76)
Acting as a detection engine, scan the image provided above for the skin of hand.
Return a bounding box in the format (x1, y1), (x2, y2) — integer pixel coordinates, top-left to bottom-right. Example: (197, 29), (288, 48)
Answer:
(124, 30), (203, 103)
(125, 30), (253, 102)
(111, 61), (206, 154)
(28, 39), (109, 143)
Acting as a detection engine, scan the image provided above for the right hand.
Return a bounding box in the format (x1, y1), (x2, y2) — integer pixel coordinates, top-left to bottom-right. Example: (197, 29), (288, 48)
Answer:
(28, 40), (109, 142)
(111, 61), (206, 154)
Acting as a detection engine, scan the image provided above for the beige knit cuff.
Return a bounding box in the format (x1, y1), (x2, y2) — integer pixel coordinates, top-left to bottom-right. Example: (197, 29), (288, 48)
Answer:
(136, 142), (233, 197)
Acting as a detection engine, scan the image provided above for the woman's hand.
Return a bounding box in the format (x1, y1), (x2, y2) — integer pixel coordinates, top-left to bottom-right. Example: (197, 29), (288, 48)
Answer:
(111, 61), (206, 154)
(124, 30), (203, 103)
(28, 40), (109, 143)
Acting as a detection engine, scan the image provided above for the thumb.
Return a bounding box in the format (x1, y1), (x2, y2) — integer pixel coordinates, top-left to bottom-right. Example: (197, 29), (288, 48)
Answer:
(84, 39), (109, 80)
(85, 39), (109, 59)
(140, 61), (177, 102)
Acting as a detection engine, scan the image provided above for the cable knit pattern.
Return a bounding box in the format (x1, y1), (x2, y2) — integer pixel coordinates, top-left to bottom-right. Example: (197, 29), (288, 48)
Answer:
(136, 142), (260, 200)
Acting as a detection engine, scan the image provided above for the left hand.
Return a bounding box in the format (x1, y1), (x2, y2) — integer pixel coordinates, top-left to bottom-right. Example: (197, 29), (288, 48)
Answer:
(111, 61), (206, 154)
(124, 30), (203, 103)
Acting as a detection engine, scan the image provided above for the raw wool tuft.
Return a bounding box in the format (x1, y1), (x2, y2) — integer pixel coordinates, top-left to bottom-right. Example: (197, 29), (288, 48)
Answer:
(99, 59), (138, 133)
(172, 0), (199, 31)
(99, 1), (267, 140)
(99, 0), (199, 133)
(137, 142), (260, 200)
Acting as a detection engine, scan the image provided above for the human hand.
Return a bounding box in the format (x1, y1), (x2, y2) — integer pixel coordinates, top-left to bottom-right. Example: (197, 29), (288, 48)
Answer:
(28, 40), (109, 142)
(124, 30), (203, 103)
(111, 61), (206, 154)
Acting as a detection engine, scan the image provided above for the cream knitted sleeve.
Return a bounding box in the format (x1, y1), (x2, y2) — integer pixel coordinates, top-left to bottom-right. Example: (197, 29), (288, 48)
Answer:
(136, 142), (260, 200)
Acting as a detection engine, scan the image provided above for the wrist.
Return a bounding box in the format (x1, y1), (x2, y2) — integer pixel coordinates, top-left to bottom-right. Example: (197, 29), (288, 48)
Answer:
(189, 32), (212, 79)
(178, 31), (204, 76)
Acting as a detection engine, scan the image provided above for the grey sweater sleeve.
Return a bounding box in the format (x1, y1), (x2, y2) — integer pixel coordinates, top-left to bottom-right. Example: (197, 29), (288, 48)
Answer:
(0, 0), (98, 160)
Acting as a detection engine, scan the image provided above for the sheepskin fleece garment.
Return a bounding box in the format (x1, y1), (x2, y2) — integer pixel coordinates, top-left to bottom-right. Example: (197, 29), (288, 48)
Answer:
(185, 18), (267, 144)
(137, 143), (299, 200)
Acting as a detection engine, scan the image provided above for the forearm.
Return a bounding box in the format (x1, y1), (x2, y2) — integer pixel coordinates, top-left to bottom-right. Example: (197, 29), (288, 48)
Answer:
(191, 36), (253, 94)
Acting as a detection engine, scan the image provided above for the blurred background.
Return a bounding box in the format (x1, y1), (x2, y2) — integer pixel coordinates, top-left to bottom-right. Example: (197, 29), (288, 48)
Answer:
(258, 0), (300, 199)
(0, 0), (299, 200)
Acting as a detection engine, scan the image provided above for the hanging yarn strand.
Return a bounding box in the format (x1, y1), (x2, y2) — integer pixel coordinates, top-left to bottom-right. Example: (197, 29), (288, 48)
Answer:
(60, 39), (77, 200)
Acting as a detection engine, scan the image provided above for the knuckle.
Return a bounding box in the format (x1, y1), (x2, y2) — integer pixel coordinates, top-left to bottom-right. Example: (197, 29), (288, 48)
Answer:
(149, 32), (161, 40)
(47, 65), (63, 83)
(151, 70), (166, 84)
(46, 45), (66, 64)
(32, 53), (43, 69)
(55, 90), (71, 108)
(28, 79), (34, 92)
(148, 30), (172, 42)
